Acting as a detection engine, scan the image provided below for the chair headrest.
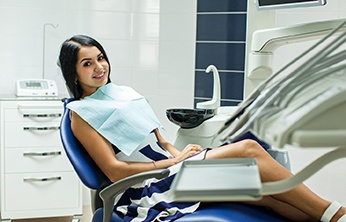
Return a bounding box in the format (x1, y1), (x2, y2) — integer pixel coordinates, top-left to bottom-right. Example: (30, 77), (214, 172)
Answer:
(60, 98), (111, 190)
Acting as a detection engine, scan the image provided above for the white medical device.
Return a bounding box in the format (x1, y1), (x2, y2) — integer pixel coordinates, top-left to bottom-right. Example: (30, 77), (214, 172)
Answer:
(222, 18), (346, 144)
(172, 18), (346, 201)
(248, 19), (346, 79)
(16, 79), (58, 97)
(219, 18), (346, 196)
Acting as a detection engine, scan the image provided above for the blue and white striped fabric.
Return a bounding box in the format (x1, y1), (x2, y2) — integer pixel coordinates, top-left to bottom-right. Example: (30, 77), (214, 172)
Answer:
(113, 132), (208, 222)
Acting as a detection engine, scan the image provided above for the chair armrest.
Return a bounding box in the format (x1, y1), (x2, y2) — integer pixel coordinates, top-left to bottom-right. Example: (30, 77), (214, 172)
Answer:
(99, 169), (170, 222)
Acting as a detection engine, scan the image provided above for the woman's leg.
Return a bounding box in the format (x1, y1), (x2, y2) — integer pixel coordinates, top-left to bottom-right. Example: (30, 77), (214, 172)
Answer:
(243, 196), (315, 221)
(205, 139), (346, 221)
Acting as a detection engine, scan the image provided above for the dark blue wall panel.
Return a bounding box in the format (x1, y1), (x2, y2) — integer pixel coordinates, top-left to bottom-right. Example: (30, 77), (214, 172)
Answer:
(197, 0), (247, 12)
(195, 43), (246, 71)
(195, 70), (244, 100)
(197, 14), (247, 41)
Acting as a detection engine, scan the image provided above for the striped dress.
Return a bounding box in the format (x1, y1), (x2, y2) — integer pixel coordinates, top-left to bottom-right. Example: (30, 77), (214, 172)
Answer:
(112, 132), (208, 222)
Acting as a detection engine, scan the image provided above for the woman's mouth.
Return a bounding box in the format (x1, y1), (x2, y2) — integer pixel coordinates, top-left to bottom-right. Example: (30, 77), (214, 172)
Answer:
(93, 72), (105, 79)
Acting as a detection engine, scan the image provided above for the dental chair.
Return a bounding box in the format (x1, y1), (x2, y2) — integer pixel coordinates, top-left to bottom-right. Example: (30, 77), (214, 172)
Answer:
(60, 98), (289, 222)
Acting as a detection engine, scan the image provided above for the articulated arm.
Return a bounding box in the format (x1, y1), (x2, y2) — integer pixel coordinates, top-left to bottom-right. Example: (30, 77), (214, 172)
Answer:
(248, 19), (346, 79)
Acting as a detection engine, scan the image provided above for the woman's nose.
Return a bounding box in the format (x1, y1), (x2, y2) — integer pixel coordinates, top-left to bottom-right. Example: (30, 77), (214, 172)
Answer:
(95, 62), (103, 72)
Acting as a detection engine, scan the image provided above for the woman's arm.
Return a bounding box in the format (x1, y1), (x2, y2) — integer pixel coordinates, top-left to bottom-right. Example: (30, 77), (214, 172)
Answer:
(153, 128), (181, 157)
(154, 128), (203, 158)
(70, 112), (201, 182)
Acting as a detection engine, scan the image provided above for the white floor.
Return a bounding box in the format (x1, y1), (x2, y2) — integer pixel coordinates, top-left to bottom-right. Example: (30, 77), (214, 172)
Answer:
(12, 206), (92, 222)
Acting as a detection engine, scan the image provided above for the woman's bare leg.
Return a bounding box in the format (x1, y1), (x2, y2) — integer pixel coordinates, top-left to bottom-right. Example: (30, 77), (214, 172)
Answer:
(205, 139), (345, 221)
(243, 196), (315, 221)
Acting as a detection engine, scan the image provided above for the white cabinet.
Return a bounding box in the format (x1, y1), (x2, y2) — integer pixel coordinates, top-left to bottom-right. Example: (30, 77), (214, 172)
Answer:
(0, 99), (82, 221)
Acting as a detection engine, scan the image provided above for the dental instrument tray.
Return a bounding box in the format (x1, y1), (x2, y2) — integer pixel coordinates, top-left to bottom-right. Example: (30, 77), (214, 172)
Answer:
(166, 108), (215, 129)
(171, 158), (262, 201)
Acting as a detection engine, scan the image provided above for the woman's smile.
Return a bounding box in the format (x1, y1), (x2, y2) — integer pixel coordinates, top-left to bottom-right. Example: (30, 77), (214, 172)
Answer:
(93, 71), (106, 79)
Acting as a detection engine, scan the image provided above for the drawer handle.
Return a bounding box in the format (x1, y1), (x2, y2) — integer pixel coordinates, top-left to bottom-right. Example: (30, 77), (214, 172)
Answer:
(23, 151), (62, 156)
(23, 113), (62, 118)
(23, 126), (60, 131)
(18, 103), (62, 109)
(23, 176), (62, 182)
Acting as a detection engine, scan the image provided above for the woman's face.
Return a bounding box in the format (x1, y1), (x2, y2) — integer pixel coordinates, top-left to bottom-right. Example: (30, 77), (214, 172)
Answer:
(75, 45), (109, 98)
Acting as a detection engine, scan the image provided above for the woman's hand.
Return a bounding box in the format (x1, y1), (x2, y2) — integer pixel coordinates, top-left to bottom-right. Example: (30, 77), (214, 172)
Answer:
(173, 144), (203, 163)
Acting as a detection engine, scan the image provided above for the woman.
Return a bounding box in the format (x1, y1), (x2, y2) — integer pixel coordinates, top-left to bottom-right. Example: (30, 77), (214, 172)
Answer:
(58, 35), (346, 222)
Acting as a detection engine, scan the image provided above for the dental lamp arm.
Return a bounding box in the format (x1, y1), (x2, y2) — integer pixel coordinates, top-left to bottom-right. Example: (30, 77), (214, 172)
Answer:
(248, 19), (346, 79)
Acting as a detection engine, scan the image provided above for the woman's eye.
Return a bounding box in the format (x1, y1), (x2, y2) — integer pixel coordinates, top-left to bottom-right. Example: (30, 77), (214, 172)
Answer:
(98, 55), (104, 61)
(83, 62), (91, 67)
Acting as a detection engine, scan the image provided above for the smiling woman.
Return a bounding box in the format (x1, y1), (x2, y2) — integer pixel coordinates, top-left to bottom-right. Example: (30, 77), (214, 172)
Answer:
(58, 35), (112, 100)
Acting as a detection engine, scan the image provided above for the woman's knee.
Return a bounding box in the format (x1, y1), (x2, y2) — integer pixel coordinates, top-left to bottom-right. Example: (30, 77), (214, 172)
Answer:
(235, 139), (266, 158)
(207, 139), (267, 159)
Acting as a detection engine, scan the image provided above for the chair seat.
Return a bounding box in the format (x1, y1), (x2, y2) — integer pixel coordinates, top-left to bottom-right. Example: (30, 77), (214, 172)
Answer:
(92, 202), (289, 222)
(176, 203), (289, 222)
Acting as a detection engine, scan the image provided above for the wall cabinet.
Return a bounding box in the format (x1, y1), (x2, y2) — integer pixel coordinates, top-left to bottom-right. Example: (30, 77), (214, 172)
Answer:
(0, 98), (82, 221)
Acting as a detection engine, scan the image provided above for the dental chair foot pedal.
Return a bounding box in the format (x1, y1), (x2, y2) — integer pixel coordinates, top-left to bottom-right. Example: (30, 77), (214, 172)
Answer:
(171, 158), (262, 201)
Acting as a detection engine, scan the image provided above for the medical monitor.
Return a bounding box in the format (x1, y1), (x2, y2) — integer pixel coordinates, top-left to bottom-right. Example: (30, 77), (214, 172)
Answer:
(257, 0), (327, 10)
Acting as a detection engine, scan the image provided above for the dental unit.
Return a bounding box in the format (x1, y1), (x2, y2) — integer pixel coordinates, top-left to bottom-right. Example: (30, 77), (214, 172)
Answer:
(169, 18), (346, 200)
(220, 18), (346, 142)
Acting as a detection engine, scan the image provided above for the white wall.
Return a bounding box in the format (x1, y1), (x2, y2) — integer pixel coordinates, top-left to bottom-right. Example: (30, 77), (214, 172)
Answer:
(247, 0), (346, 205)
(0, 0), (197, 206)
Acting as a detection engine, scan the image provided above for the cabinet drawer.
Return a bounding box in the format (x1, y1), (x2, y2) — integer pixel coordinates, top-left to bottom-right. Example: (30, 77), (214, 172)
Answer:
(4, 122), (61, 147)
(5, 148), (73, 173)
(4, 172), (80, 212)
(4, 109), (62, 122)
(3, 101), (63, 122)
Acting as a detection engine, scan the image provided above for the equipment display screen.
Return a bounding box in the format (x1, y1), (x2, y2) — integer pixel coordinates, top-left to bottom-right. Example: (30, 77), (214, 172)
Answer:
(257, 0), (327, 10)
(26, 82), (41, 88)
(16, 79), (58, 97)
(19, 80), (48, 89)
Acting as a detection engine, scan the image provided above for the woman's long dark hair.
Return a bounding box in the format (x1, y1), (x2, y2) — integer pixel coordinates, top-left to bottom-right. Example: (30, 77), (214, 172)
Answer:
(58, 35), (111, 99)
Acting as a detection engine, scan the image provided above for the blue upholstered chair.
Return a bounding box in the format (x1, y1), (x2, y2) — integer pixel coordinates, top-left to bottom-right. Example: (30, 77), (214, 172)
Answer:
(60, 98), (289, 222)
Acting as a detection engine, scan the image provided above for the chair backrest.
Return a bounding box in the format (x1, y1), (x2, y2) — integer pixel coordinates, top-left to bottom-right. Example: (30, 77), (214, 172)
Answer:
(60, 98), (111, 190)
